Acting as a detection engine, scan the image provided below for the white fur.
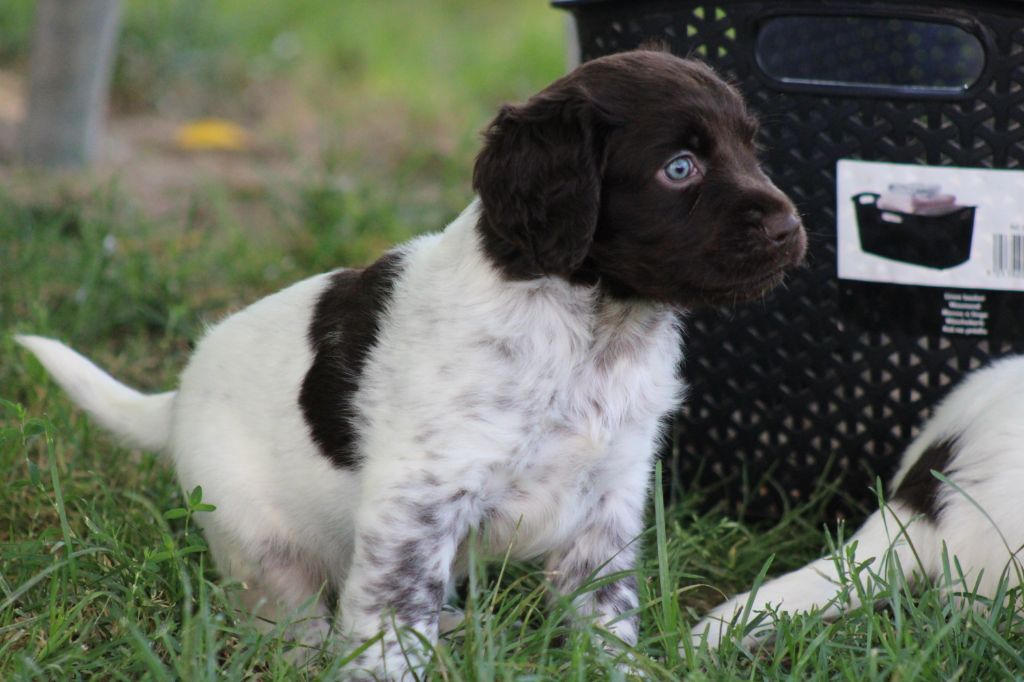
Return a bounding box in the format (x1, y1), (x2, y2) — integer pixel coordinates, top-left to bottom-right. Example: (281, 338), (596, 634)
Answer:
(19, 201), (685, 678)
(15, 335), (176, 452)
(692, 356), (1024, 650)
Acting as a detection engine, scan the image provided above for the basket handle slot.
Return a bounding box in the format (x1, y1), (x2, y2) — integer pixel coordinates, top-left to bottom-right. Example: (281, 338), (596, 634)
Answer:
(754, 14), (987, 99)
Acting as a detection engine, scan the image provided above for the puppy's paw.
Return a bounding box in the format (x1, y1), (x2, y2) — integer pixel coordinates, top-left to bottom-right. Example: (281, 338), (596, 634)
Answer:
(689, 612), (734, 651)
(611, 649), (654, 680)
(438, 605), (465, 636)
(688, 601), (778, 652)
(281, 616), (335, 666)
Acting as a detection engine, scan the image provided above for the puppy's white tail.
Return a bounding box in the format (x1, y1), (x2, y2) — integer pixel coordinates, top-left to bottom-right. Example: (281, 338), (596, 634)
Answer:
(15, 335), (176, 453)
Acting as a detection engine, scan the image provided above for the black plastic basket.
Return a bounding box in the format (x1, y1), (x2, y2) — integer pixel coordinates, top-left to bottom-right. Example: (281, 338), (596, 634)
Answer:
(554, 0), (1024, 521)
(853, 192), (976, 269)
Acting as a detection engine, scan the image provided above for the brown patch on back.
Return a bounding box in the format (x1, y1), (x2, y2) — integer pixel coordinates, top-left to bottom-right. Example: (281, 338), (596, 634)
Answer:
(892, 438), (958, 522)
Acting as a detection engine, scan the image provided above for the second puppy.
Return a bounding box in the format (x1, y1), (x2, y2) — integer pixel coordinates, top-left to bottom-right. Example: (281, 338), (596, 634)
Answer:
(693, 356), (1024, 650)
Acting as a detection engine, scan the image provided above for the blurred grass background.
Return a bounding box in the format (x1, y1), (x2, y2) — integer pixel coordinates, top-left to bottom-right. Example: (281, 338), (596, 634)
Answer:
(1, 0), (565, 359)
(2, 0), (564, 118)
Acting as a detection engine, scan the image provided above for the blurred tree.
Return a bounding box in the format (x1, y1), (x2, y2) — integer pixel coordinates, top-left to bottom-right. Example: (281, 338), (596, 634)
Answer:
(22, 0), (121, 167)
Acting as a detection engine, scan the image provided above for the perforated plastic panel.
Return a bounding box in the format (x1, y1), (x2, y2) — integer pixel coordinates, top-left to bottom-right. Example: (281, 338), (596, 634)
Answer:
(554, 0), (1024, 521)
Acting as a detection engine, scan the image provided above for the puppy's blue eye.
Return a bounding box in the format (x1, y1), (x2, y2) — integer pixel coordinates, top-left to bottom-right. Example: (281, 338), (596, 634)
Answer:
(664, 154), (697, 181)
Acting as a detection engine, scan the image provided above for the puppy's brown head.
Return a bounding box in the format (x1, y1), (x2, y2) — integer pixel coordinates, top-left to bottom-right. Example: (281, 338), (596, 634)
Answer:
(473, 49), (806, 307)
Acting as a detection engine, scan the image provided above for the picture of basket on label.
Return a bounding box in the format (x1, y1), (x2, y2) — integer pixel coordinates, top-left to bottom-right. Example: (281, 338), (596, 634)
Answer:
(853, 185), (976, 269)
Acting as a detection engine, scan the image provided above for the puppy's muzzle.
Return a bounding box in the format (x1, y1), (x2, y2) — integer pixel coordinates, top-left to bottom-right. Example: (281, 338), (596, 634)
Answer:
(764, 212), (803, 246)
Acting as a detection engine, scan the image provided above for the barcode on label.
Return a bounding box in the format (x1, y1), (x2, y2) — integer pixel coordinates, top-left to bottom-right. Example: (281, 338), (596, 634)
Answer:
(993, 233), (1024, 276)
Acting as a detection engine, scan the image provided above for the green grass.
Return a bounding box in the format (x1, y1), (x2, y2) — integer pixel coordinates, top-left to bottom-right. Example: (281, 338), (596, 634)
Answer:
(3, 1), (1024, 679)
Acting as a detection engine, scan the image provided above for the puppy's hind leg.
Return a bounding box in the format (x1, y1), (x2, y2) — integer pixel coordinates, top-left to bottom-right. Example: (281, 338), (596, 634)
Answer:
(215, 538), (335, 661)
(691, 500), (936, 650)
(172, 425), (341, 662)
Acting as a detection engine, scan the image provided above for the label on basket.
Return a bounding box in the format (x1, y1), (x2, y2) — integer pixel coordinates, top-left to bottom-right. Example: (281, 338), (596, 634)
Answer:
(836, 159), (1024, 338)
(838, 159), (1024, 289)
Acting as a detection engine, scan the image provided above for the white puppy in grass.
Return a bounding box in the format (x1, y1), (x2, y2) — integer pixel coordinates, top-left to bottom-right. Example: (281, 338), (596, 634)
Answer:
(692, 356), (1024, 650)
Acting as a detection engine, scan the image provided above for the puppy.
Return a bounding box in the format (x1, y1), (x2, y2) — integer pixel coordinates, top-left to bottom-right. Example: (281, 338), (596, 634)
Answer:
(18, 50), (805, 679)
(692, 356), (1024, 650)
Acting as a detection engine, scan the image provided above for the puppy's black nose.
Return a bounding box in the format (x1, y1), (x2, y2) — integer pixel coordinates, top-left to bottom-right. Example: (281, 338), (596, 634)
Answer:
(763, 212), (802, 244)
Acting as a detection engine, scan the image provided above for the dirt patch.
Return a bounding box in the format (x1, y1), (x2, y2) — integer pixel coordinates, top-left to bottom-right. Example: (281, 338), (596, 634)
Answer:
(0, 68), (464, 227)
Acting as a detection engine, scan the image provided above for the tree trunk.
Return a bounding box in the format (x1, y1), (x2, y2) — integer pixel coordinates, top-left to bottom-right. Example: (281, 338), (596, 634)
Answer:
(22, 0), (121, 167)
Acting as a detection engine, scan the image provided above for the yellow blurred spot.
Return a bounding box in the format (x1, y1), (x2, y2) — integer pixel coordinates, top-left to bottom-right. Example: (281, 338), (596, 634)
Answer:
(176, 118), (249, 151)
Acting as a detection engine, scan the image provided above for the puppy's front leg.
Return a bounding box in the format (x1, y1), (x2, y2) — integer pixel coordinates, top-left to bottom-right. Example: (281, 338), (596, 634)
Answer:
(691, 500), (929, 650)
(546, 486), (645, 648)
(339, 475), (478, 679)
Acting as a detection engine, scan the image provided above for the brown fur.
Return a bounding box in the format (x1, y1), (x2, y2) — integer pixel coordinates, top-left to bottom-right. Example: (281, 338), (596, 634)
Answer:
(473, 50), (807, 307)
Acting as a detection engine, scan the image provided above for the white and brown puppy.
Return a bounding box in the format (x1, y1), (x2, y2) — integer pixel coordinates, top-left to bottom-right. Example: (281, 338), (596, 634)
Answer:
(693, 356), (1024, 650)
(17, 50), (805, 679)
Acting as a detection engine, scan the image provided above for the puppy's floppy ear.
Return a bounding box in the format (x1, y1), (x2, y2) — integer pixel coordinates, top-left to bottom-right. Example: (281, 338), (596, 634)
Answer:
(473, 83), (615, 279)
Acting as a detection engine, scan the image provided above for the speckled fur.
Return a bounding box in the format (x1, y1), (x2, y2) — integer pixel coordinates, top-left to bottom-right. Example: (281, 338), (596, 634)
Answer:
(335, 207), (685, 670)
(17, 204), (684, 677)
